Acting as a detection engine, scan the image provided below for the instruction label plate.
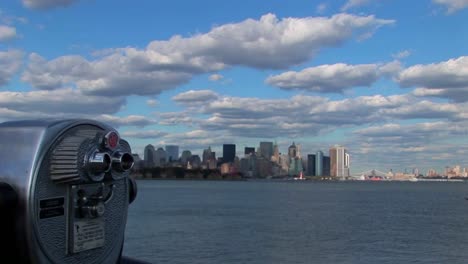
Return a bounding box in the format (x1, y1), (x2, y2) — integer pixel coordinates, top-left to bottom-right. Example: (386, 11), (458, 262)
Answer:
(72, 219), (105, 253)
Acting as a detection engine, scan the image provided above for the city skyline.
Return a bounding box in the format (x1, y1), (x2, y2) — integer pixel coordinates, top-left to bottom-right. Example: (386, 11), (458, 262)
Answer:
(137, 140), (466, 177)
(0, 1), (467, 174)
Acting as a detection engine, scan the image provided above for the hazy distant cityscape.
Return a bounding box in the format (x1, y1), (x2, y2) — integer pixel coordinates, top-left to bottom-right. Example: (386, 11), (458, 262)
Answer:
(131, 142), (467, 181)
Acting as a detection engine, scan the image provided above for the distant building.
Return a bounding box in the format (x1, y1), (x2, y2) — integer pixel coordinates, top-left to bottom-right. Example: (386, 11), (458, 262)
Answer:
(244, 147), (255, 156)
(165, 145), (179, 162)
(259, 142), (273, 160)
(223, 144), (236, 163)
(315, 151), (323, 176)
(288, 142), (297, 158)
(427, 169), (438, 177)
(190, 155), (201, 168)
(144, 144), (156, 168)
(154, 147), (167, 167)
(323, 156), (330, 176)
(240, 154), (257, 177)
(289, 157), (303, 176)
(203, 147), (214, 164)
(272, 142), (280, 163)
(280, 154), (289, 174)
(240, 158), (251, 177)
(181, 150), (192, 165)
(257, 157), (272, 178)
(330, 145), (350, 179)
(307, 154), (316, 176)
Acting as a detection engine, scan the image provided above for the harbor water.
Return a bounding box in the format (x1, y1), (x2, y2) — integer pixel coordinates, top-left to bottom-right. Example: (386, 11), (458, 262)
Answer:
(123, 180), (468, 264)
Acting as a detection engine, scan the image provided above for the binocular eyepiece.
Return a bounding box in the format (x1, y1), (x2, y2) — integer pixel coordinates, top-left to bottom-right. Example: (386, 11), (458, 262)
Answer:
(0, 119), (140, 264)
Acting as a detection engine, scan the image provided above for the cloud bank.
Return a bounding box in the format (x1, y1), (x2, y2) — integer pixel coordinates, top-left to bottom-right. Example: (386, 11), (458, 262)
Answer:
(22, 0), (79, 10)
(21, 13), (394, 96)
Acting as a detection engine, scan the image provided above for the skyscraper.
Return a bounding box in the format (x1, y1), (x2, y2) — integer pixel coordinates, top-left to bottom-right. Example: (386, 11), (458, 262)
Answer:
(307, 154), (316, 176)
(154, 147), (167, 167)
(315, 151), (323, 176)
(288, 157), (303, 176)
(203, 147), (211, 163)
(165, 145), (179, 162)
(202, 147), (216, 169)
(323, 156), (330, 176)
(272, 142), (280, 163)
(244, 147), (255, 156)
(223, 144), (236, 163)
(259, 142), (273, 159)
(288, 142), (297, 158)
(144, 144), (155, 168)
(330, 145), (350, 179)
(181, 150), (192, 164)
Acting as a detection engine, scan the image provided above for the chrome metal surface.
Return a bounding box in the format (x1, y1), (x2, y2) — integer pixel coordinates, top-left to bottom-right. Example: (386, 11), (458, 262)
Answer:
(87, 150), (112, 178)
(0, 119), (132, 263)
(112, 151), (134, 172)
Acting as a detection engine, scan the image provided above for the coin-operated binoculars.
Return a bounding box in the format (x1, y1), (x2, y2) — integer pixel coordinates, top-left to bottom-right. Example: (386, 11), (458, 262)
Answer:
(0, 119), (143, 263)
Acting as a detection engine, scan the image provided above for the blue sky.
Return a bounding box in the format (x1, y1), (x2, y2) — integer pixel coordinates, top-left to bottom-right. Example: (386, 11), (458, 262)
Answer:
(1, 0), (468, 174)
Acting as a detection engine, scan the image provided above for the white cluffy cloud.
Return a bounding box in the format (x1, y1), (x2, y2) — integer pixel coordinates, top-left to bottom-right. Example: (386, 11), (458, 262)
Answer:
(350, 120), (468, 172)
(398, 56), (468, 88)
(0, 25), (17, 42)
(22, 0), (79, 10)
(341, 0), (372, 11)
(172, 90), (219, 104)
(168, 88), (468, 139)
(209, 74), (224, 81)
(392, 50), (411, 59)
(21, 13), (394, 96)
(0, 50), (23, 86)
(433, 0), (468, 13)
(21, 52), (193, 96)
(121, 130), (168, 139)
(146, 99), (158, 107)
(398, 56), (468, 101)
(157, 112), (194, 126)
(316, 3), (327, 14)
(266, 62), (400, 93)
(0, 88), (125, 115)
(98, 114), (156, 128)
(413, 87), (468, 102)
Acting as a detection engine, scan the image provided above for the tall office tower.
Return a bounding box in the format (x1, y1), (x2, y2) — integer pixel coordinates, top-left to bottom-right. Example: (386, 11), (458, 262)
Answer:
(180, 150), (192, 164)
(345, 152), (350, 177)
(203, 146), (213, 163)
(191, 155), (201, 168)
(307, 154), (316, 176)
(315, 151), (323, 176)
(144, 144), (156, 168)
(165, 145), (179, 162)
(330, 145), (350, 179)
(296, 144), (302, 158)
(154, 147), (167, 167)
(272, 142), (280, 163)
(223, 144), (236, 163)
(259, 142), (274, 159)
(244, 147), (255, 156)
(288, 142), (297, 158)
(323, 156), (330, 176)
